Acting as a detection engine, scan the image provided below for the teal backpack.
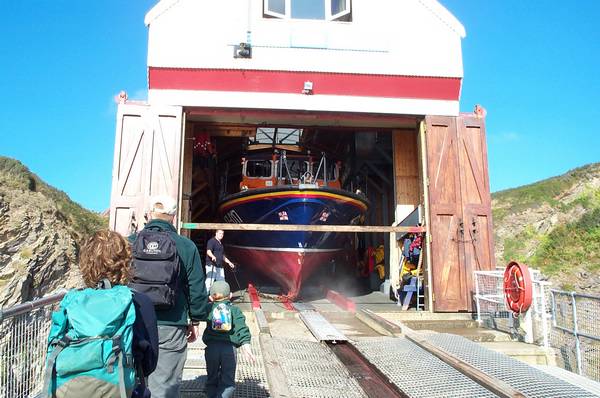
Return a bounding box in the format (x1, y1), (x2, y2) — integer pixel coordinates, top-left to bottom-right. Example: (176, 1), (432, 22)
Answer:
(44, 283), (137, 398)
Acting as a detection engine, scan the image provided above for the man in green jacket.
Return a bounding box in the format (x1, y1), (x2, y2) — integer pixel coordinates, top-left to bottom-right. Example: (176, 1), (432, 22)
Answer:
(129, 195), (208, 398)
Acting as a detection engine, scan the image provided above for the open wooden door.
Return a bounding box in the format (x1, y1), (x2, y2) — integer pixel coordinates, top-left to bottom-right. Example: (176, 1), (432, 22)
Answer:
(425, 115), (494, 311)
(425, 116), (468, 311)
(109, 103), (183, 236)
(457, 116), (495, 298)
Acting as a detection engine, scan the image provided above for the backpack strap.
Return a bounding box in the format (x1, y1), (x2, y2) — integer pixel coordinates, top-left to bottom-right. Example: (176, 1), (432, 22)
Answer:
(145, 224), (166, 233)
(43, 336), (71, 397)
(106, 335), (131, 398)
(106, 335), (122, 373)
(97, 279), (112, 290)
(117, 350), (128, 398)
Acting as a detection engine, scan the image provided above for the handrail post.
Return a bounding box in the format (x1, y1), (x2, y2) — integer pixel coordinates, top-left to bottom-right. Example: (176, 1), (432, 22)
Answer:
(474, 271), (482, 324)
(550, 290), (558, 328)
(571, 292), (583, 375)
(539, 283), (549, 350)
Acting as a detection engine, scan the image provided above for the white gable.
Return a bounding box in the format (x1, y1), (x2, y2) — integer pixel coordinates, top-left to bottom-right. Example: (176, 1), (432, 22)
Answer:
(144, 0), (466, 116)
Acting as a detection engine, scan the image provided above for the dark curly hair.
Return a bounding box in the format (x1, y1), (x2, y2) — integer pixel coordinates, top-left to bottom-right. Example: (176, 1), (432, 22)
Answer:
(79, 230), (132, 287)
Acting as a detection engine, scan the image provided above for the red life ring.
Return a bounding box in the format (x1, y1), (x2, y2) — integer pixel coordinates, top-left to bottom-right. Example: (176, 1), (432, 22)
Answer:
(503, 261), (533, 315)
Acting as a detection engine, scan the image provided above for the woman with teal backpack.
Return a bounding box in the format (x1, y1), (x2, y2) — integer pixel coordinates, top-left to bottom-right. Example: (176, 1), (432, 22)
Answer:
(44, 230), (158, 398)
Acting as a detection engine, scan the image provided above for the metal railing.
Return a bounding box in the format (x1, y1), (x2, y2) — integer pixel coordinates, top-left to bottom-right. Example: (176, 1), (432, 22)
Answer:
(550, 290), (600, 380)
(473, 269), (552, 347)
(474, 270), (600, 382)
(0, 290), (67, 398)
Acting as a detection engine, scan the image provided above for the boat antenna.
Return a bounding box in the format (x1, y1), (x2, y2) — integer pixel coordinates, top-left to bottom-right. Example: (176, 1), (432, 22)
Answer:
(274, 148), (282, 185)
(323, 152), (327, 186)
(282, 150), (293, 184)
(314, 152), (327, 186)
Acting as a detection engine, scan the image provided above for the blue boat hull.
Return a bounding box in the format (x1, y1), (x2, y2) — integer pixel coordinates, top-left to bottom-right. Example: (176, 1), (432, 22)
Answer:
(217, 186), (368, 297)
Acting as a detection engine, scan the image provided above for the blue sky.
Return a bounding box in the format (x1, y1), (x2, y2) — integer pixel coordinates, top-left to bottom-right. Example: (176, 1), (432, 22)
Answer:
(1, 1), (598, 212)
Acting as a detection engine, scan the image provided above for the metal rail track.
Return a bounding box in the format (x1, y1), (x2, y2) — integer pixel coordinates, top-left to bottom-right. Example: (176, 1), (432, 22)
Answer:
(238, 285), (598, 397)
(328, 341), (408, 398)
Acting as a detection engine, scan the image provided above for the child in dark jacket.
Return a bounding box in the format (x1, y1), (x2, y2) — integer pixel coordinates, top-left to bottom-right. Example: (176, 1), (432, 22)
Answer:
(203, 281), (254, 398)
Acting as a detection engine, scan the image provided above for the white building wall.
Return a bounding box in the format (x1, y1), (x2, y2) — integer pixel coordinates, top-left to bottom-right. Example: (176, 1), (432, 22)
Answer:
(146, 0), (464, 78)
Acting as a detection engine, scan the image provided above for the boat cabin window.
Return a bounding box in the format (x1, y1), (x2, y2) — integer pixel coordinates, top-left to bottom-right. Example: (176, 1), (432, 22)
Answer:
(276, 159), (309, 181)
(288, 160), (309, 179)
(264, 0), (351, 21)
(245, 160), (273, 178)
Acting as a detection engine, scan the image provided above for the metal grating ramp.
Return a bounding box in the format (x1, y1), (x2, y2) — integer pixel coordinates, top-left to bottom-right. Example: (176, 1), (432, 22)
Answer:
(270, 337), (367, 398)
(181, 338), (270, 398)
(299, 310), (348, 342)
(354, 337), (499, 398)
(425, 333), (599, 398)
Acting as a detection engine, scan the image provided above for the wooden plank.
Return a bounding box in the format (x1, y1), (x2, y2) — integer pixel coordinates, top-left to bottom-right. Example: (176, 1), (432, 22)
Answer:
(405, 331), (526, 398)
(418, 121), (433, 311)
(181, 223), (426, 233)
(179, 121), (193, 237)
(258, 334), (293, 398)
(326, 290), (356, 312)
(195, 125), (255, 137)
(355, 309), (402, 337)
(392, 129), (420, 209)
(254, 308), (270, 334)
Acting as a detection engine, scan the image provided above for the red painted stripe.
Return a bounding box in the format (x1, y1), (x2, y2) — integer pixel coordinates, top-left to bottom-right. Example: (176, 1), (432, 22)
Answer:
(326, 289), (356, 313)
(149, 67), (461, 100)
(248, 283), (261, 310)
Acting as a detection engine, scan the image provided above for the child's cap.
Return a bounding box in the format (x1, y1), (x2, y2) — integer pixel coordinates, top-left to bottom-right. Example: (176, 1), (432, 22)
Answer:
(210, 280), (231, 297)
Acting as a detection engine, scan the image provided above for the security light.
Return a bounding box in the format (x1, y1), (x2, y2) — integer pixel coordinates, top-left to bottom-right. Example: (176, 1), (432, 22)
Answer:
(234, 42), (252, 59)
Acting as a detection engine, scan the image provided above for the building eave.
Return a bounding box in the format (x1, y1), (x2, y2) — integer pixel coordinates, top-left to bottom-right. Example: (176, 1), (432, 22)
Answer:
(418, 0), (466, 38)
(144, 0), (181, 27)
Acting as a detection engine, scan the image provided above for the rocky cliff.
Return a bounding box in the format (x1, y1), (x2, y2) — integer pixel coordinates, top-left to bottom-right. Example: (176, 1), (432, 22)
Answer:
(0, 157), (106, 306)
(492, 162), (600, 293)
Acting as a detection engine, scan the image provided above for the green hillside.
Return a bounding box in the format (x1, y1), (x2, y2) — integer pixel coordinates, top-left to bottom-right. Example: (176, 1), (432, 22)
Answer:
(492, 163), (600, 292)
(0, 156), (106, 242)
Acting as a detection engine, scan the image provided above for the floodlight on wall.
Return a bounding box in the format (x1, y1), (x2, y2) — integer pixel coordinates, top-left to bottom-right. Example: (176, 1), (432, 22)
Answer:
(302, 81), (314, 95)
(234, 42), (252, 59)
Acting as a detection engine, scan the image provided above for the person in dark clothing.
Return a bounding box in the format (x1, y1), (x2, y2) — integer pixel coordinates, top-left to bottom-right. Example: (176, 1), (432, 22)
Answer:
(78, 230), (158, 397)
(132, 291), (159, 380)
(205, 229), (235, 292)
(203, 281), (254, 398)
(129, 195), (208, 398)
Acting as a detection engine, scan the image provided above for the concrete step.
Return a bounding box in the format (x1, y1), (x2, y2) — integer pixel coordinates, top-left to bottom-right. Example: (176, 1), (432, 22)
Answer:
(376, 313), (513, 343)
(376, 311), (475, 322)
(480, 341), (557, 366)
(402, 319), (480, 330)
(415, 327), (513, 342)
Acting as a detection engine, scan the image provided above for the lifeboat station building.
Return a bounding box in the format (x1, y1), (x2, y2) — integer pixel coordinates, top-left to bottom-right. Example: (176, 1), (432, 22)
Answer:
(109, 0), (496, 313)
(3, 2), (599, 398)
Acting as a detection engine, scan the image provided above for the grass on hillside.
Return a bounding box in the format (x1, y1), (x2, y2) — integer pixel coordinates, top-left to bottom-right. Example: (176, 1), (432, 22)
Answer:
(493, 163), (600, 223)
(496, 165), (600, 291)
(0, 156), (106, 241)
(530, 207), (600, 276)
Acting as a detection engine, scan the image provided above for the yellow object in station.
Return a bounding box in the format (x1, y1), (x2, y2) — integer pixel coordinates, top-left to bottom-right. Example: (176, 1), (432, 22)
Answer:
(375, 264), (385, 279)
